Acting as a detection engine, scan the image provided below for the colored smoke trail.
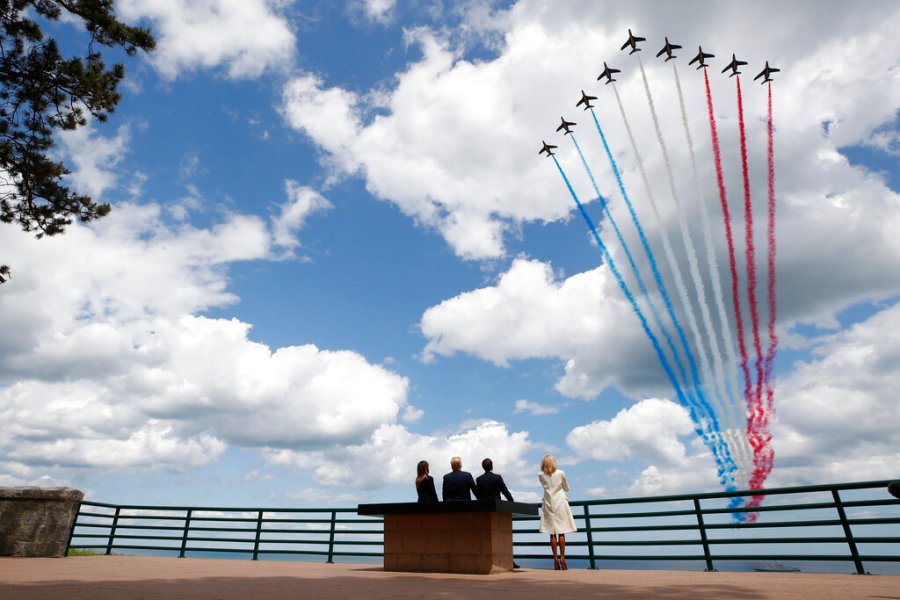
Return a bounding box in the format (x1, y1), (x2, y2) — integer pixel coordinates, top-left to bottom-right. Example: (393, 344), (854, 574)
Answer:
(735, 76), (765, 415)
(637, 54), (739, 491)
(703, 68), (758, 491)
(550, 155), (706, 445)
(571, 133), (695, 421)
(736, 76), (771, 502)
(764, 81), (778, 417)
(672, 62), (751, 488)
(745, 82), (779, 507)
(592, 100), (733, 486)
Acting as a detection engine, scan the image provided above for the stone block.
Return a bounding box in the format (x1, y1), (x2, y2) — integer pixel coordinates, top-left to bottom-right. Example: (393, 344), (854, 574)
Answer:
(0, 487), (84, 557)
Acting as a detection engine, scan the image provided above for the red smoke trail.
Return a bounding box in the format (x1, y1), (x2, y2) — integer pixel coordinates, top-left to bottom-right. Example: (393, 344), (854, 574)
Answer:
(764, 82), (778, 410)
(736, 77), (764, 406)
(704, 69), (751, 416)
(737, 76), (773, 510)
(706, 70), (770, 517)
(760, 81), (778, 482)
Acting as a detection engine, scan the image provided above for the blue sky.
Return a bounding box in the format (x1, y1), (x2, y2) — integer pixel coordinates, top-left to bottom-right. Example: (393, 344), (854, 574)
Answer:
(1, 0), (899, 509)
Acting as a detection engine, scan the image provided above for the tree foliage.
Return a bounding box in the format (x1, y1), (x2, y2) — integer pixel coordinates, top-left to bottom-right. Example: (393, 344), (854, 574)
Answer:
(0, 0), (155, 281)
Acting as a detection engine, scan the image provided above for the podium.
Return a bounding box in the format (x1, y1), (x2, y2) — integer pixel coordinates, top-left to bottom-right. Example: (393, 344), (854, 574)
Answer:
(357, 500), (538, 574)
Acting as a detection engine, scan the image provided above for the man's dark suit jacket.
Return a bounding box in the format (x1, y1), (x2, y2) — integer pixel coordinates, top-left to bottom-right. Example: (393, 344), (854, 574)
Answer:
(475, 471), (514, 501)
(442, 469), (477, 501)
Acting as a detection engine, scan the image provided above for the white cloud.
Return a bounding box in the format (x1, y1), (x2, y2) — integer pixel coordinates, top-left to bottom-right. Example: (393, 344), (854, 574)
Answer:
(0, 199), (408, 476)
(402, 405), (425, 423)
(514, 399), (560, 416)
(280, 75), (363, 175)
(567, 398), (694, 465)
(119, 0), (296, 79)
(264, 420), (533, 492)
(766, 301), (900, 487)
(271, 181), (332, 253)
(58, 123), (132, 199)
(420, 257), (671, 398)
(358, 0), (396, 25)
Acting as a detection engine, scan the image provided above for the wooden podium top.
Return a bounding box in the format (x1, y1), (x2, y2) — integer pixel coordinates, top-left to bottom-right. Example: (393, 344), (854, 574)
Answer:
(357, 499), (538, 517)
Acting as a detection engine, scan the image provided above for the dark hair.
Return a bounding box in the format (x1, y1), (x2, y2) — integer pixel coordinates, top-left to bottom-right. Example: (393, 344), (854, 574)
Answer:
(416, 460), (430, 485)
(481, 458), (493, 472)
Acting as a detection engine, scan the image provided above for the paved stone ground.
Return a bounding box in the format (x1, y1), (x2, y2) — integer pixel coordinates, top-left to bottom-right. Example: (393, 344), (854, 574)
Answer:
(2, 556), (899, 599)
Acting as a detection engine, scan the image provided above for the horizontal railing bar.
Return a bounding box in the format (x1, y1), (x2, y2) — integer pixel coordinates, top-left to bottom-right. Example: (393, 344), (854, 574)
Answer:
(79, 500), (360, 513)
(699, 502), (842, 515)
(582, 537), (900, 547)
(78, 514), (187, 522)
(569, 479), (895, 506)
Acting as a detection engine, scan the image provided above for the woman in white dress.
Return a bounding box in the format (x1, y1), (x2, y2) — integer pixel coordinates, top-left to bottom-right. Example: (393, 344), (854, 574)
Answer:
(538, 454), (577, 570)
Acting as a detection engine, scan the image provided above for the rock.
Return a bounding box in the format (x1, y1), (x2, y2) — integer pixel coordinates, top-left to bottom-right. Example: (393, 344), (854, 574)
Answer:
(0, 487), (84, 557)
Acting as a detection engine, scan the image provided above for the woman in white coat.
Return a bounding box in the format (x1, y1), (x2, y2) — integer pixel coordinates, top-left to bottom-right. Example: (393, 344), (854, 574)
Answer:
(538, 454), (577, 570)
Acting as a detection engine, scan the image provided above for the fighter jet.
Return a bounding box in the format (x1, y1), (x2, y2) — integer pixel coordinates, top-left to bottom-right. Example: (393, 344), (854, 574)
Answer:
(556, 117), (576, 135)
(753, 61), (780, 84)
(688, 46), (715, 70)
(621, 29), (645, 54)
(539, 141), (557, 157)
(597, 62), (621, 85)
(576, 90), (597, 110)
(722, 53), (747, 77)
(0, 266), (8, 284)
(656, 37), (682, 62)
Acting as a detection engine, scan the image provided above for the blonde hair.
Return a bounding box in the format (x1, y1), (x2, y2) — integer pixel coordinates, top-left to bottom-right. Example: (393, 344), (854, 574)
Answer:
(541, 454), (557, 475)
(450, 456), (462, 471)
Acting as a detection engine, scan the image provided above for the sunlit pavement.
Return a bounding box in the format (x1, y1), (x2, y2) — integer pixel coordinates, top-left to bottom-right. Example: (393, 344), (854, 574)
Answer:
(2, 556), (898, 599)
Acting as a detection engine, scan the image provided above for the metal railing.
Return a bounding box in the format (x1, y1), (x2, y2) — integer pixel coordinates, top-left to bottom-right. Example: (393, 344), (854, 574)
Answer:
(69, 503), (383, 562)
(68, 479), (900, 573)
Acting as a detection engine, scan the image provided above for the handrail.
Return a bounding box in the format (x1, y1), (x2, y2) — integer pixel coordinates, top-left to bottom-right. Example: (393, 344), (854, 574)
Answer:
(68, 479), (900, 573)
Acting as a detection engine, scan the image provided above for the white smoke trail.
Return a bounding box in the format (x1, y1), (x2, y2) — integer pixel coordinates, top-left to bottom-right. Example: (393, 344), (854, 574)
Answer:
(611, 80), (733, 482)
(672, 61), (751, 487)
(634, 54), (736, 487)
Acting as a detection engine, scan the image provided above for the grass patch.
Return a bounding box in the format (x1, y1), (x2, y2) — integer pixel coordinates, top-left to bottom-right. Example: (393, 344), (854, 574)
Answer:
(67, 549), (105, 556)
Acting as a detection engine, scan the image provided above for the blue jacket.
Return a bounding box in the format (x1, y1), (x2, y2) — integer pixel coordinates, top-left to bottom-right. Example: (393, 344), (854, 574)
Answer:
(442, 470), (477, 501)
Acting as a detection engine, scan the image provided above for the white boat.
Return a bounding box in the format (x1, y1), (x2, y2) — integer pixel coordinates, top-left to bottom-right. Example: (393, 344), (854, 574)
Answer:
(753, 561), (801, 573)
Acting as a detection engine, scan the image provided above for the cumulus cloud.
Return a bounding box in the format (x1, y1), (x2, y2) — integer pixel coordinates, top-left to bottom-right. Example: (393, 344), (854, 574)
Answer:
(58, 123), (132, 200)
(264, 420), (533, 491)
(271, 181), (333, 253)
(420, 257), (677, 398)
(767, 301), (900, 486)
(0, 198), (408, 477)
(119, 0), (296, 79)
(567, 398), (695, 465)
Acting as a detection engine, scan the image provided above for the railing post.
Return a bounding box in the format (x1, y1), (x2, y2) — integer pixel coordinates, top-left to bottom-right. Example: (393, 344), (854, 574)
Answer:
(693, 498), (716, 572)
(65, 501), (83, 556)
(105, 507), (121, 556)
(252, 511), (264, 561)
(582, 505), (596, 570)
(326, 511), (337, 564)
(179, 509), (193, 558)
(832, 489), (866, 575)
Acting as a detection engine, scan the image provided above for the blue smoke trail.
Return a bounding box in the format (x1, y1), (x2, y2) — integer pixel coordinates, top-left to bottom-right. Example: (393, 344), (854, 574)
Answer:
(550, 155), (706, 445)
(588, 106), (735, 489)
(571, 133), (691, 402)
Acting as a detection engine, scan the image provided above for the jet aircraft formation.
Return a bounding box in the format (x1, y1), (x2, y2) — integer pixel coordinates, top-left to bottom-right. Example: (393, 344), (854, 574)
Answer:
(537, 29), (782, 510)
(540, 31), (778, 156)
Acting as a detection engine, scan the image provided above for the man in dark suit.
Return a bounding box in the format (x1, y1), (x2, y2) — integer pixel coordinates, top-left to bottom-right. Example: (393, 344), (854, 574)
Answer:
(475, 458), (514, 501)
(476, 457), (520, 568)
(442, 456), (477, 501)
